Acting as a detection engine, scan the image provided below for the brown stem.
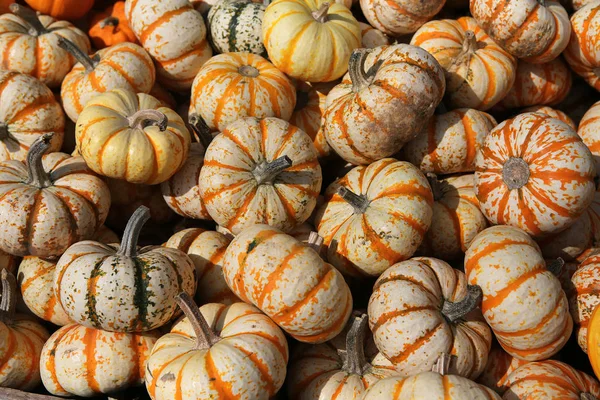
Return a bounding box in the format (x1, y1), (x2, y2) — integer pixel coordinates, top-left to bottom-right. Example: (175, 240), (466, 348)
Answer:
(581, 394), (598, 400)
(461, 31), (478, 54)
(238, 65), (260, 78)
(426, 173), (446, 202)
(99, 16), (120, 29)
(431, 353), (453, 375)
(337, 187), (370, 214)
(128, 110), (168, 131)
(350, 48), (375, 93)
(502, 157), (530, 190)
(0, 269), (17, 324)
(117, 206), (151, 257)
(57, 37), (97, 73)
(189, 113), (213, 151)
(26, 133), (53, 188)
(547, 257), (564, 276)
(341, 313), (370, 375)
(311, 2), (330, 23)
(0, 387), (65, 400)
(176, 292), (221, 349)
(9, 4), (48, 36)
(0, 122), (8, 140)
(537, 0), (546, 5)
(253, 156), (292, 185)
(307, 231), (324, 253)
(441, 285), (482, 323)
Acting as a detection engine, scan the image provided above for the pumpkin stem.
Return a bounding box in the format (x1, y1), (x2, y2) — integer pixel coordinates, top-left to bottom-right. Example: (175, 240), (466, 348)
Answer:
(502, 157), (530, 190)
(0, 269), (17, 323)
(547, 257), (564, 276)
(253, 155), (293, 185)
(441, 285), (482, 323)
(340, 312), (370, 375)
(537, 0), (546, 5)
(431, 353), (453, 375)
(581, 393), (598, 400)
(189, 114), (213, 152)
(311, 2), (330, 23)
(176, 292), (221, 349)
(118, 206), (151, 258)
(461, 30), (478, 55)
(426, 173), (446, 202)
(295, 90), (310, 111)
(238, 65), (260, 78)
(9, 4), (48, 36)
(26, 133), (53, 188)
(57, 37), (97, 73)
(307, 231), (324, 253)
(0, 122), (8, 140)
(337, 186), (370, 214)
(99, 16), (120, 29)
(127, 110), (168, 132)
(349, 48), (375, 93)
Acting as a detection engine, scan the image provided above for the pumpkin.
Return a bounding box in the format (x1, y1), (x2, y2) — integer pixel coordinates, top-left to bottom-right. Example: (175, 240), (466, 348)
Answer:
(474, 112), (596, 237)
(24, 0), (94, 20)
(199, 117), (321, 235)
(522, 105), (576, 130)
(470, 0), (571, 62)
(410, 17), (517, 111)
(190, 52), (296, 132)
(88, 1), (138, 49)
(0, 269), (50, 390)
(54, 206), (197, 332)
(564, 3), (600, 92)
(360, 0), (445, 36)
(125, 0), (212, 91)
(0, 4), (91, 89)
(145, 294), (289, 400)
(40, 323), (159, 397)
(464, 225), (573, 360)
(588, 302), (600, 379)
(222, 224), (353, 343)
(476, 346), (530, 395)
(76, 89), (191, 185)
(570, 253), (600, 353)
(555, 78), (598, 127)
(578, 100), (600, 172)
(359, 22), (392, 48)
(323, 45), (446, 165)
(0, 135), (110, 258)
(262, 0), (361, 82)
(0, 69), (65, 162)
(207, 0), (266, 55)
(315, 158), (433, 277)
(569, 0), (595, 10)
(287, 312), (397, 399)
(165, 228), (238, 305)
(503, 360), (600, 399)
(402, 108), (497, 175)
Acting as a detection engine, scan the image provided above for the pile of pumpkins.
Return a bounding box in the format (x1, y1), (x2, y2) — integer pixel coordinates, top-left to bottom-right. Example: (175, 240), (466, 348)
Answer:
(3, 0), (600, 399)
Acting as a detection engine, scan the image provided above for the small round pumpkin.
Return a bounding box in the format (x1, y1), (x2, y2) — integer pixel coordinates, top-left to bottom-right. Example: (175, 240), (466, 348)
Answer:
(24, 0), (93, 20)
(88, 1), (138, 49)
(564, 2), (600, 92)
(578, 100), (600, 172)
(476, 346), (530, 395)
(588, 302), (600, 379)
(570, 253), (600, 353)
(360, 0), (445, 36)
(522, 105), (576, 130)
(207, 0), (266, 55)
(359, 22), (392, 48)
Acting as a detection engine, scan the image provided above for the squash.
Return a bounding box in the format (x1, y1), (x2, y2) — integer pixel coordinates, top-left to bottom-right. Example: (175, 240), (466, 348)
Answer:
(222, 224), (353, 343)
(24, 0), (94, 20)
(199, 117), (321, 235)
(0, 4), (91, 88)
(0, 135), (110, 258)
(315, 158), (433, 277)
(402, 108), (497, 175)
(207, 0), (267, 55)
(190, 52), (296, 132)
(0, 69), (65, 162)
(165, 228), (238, 305)
(474, 112), (596, 237)
(359, 22), (392, 48)
(565, 2), (600, 92)
(360, 0), (445, 36)
(0, 269), (50, 390)
(287, 312), (397, 399)
(145, 293), (288, 400)
(470, 0), (571, 62)
(88, 1), (138, 49)
(476, 346), (529, 395)
(464, 225), (573, 360)
(570, 253), (600, 353)
(410, 17), (517, 111)
(59, 38), (155, 122)
(262, 0), (361, 82)
(323, 45), (446, 165)
(522, 105), (576, 130)
(125, 0), (212, 91)
(577, 100), (600, 172)
(40, 323), (159, 397)
(588, 302), (600, 380)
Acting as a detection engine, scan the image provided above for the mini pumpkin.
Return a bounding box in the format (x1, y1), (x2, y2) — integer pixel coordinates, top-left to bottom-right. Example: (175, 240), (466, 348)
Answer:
(24, 0), (94, 20)
(564, 2), (600, 92)
(578, 100), (600, 172)
(207, 0), (266, 55)
(570, 253), (600, 353)
(360, 0), (445, 36)
(359, 22), (392, 48)
(588, 302), (600, 379)
(476, 346), (530, 395)
(522, 105), (576, 130)
(88, 1), (138, 49)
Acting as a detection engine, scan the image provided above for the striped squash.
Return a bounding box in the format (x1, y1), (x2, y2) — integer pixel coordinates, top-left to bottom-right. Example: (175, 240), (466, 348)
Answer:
(578, 100), (600, 172)
(222, 224), (353, 343)
(54, 206), (197, 332)
(125, 0), (212, 91)
(190, 52), (296, 132)
(410, 17), (516, 111)
(165, 228), (238, 305)
(569, 0), (596, 10)
(402, 108), (497, 174)
(474, 112), (596, 237)
(359, 22), (392, 48)
(40, 323), (159, 397)
(476, 346), (530, 395)
(207, 0), (266, 55)
(316, 158), (433, 277)
(0, 70), (64, 162)
(146, 295), (289, 400)
(570, 254), (600, 353)
(522, 105), (576, 130)
(464, 225), (573, 360)
(565, 2), (600, 92)
(60, 39), (155, 122)
(470, 0), (571, 62)
(359, 0), (445, 36)
(323, 45), (445, 165)
(262, 0), (361, 82)
(199, 117), (322, 235)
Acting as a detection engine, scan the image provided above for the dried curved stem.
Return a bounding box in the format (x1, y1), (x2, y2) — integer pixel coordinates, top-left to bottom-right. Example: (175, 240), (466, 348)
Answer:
(128, 110), (168, 131)
(337, 186), (370, 214)
(57, 37), (97, 73)
(100, 16), (120, 28)
(26, 133), (53, 188)
(0, 122), (8, 140)
(502, 157), (530, 190)
(547, 258), (564, 276)
(431, 353), (453, 375)
(461, 31), (478, 54)
(349, 48), (375, 93)
(312, 2), (330, 23)
(253, 156), (292, 185)
(9, 4), (48, 36)
(341, 313), (370, 375)
(307, 231), (324, 253)
(426, 173), (446, 202)
(0, 269), (17, 324)
(117, 206), (151, 258)
(441, 285), (482, 323)
(189, 113), (213, 151)
(176, 292), (221, 349)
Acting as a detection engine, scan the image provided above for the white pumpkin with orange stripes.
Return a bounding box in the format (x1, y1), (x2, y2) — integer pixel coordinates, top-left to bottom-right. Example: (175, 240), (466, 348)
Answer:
(564, 2), (600, 92)
(359, 0), (445, 36)
(476, 346), (530, 395)
(464, 225), (573, 361)
(578, 100), (600, 172)
(570, 253), (600, 353)
(359, 22), (392, 48)
(474, 112), (596, 237)
(315, 158), (433, 277)
(522, 105), (576, 130)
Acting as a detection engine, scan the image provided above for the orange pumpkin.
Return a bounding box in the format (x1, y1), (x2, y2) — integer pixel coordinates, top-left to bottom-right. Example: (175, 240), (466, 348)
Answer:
(588, 301), (600, 379)
(88, 1), (137, 49)
(24, 0), (94, 20)
(522, 105), (576, 130)
(565, 2), (600, 92)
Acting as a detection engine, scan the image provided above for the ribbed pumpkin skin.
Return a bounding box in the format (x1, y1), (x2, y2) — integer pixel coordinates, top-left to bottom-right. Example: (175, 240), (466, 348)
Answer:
(316, 158), (433, 277)
(61, 42), (155, 122)
(474, 112), (596, 237)
(262, 0), (361, 82)
(222, 224), (353, 343)
(464, 226), (573, 361)
(125, 0), (212, 91)
(360, 0), (445, 36)
(40, 324), (159, 397)
(578, 100), (600, 172)
(410, 17), (516, 111)
(146, 302), (289, 400)
(323, 44), (446, 165)
(165, 228), (239, 305)
(359, 22), (391, 48)
(207, 0), (266, 55)
(24, 0), (94, 20)
(0, 153), (111, 258)
(190, 52), (296, 132)
(521, 105), (576, 129)
(0, 70), (64, 162)
(476, 346), (529, 395)
(89, 1), (138, 49)
(402, 108), (497, 175)
(565, 3), (600, 91)
(0, 13), (90, 88)
(199, 117), (321, 235)
(571, 254), (600, 353)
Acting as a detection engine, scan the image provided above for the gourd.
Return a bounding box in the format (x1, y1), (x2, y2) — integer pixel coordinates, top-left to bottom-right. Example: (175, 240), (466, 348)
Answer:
(476, 346), (529, 395)
(88, 1), (138, 49)
(570, 253), (600, 353)
(522, 105), (576, 130)
(24, 0), (94, 20)
(360, 0), (445, 36)
(577, 100), (600, 172)
(54, 206), (197, 332)
(588, 302), (600, 379)
(564, 2), (600, 92)
(207, 0), (267, 55)
(359, 22), (391, 48)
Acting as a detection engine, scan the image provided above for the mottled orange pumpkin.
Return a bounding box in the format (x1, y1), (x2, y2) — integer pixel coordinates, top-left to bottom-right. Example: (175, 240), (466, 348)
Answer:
(88, 1), (137, 49)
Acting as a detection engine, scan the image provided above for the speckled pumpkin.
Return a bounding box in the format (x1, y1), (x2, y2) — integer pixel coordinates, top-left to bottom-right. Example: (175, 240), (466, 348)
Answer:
(207, 0), (266, 55)
(522, 105), (576, 130)
(359, 22), (392, 48)
(360, 0), (445, 36)
(88, 1), (138, 49)
(564, 2), (600, 92)
(570, 253), (600, 353)
(578, 100), (600, 172)
(476, 346), (530, 395)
